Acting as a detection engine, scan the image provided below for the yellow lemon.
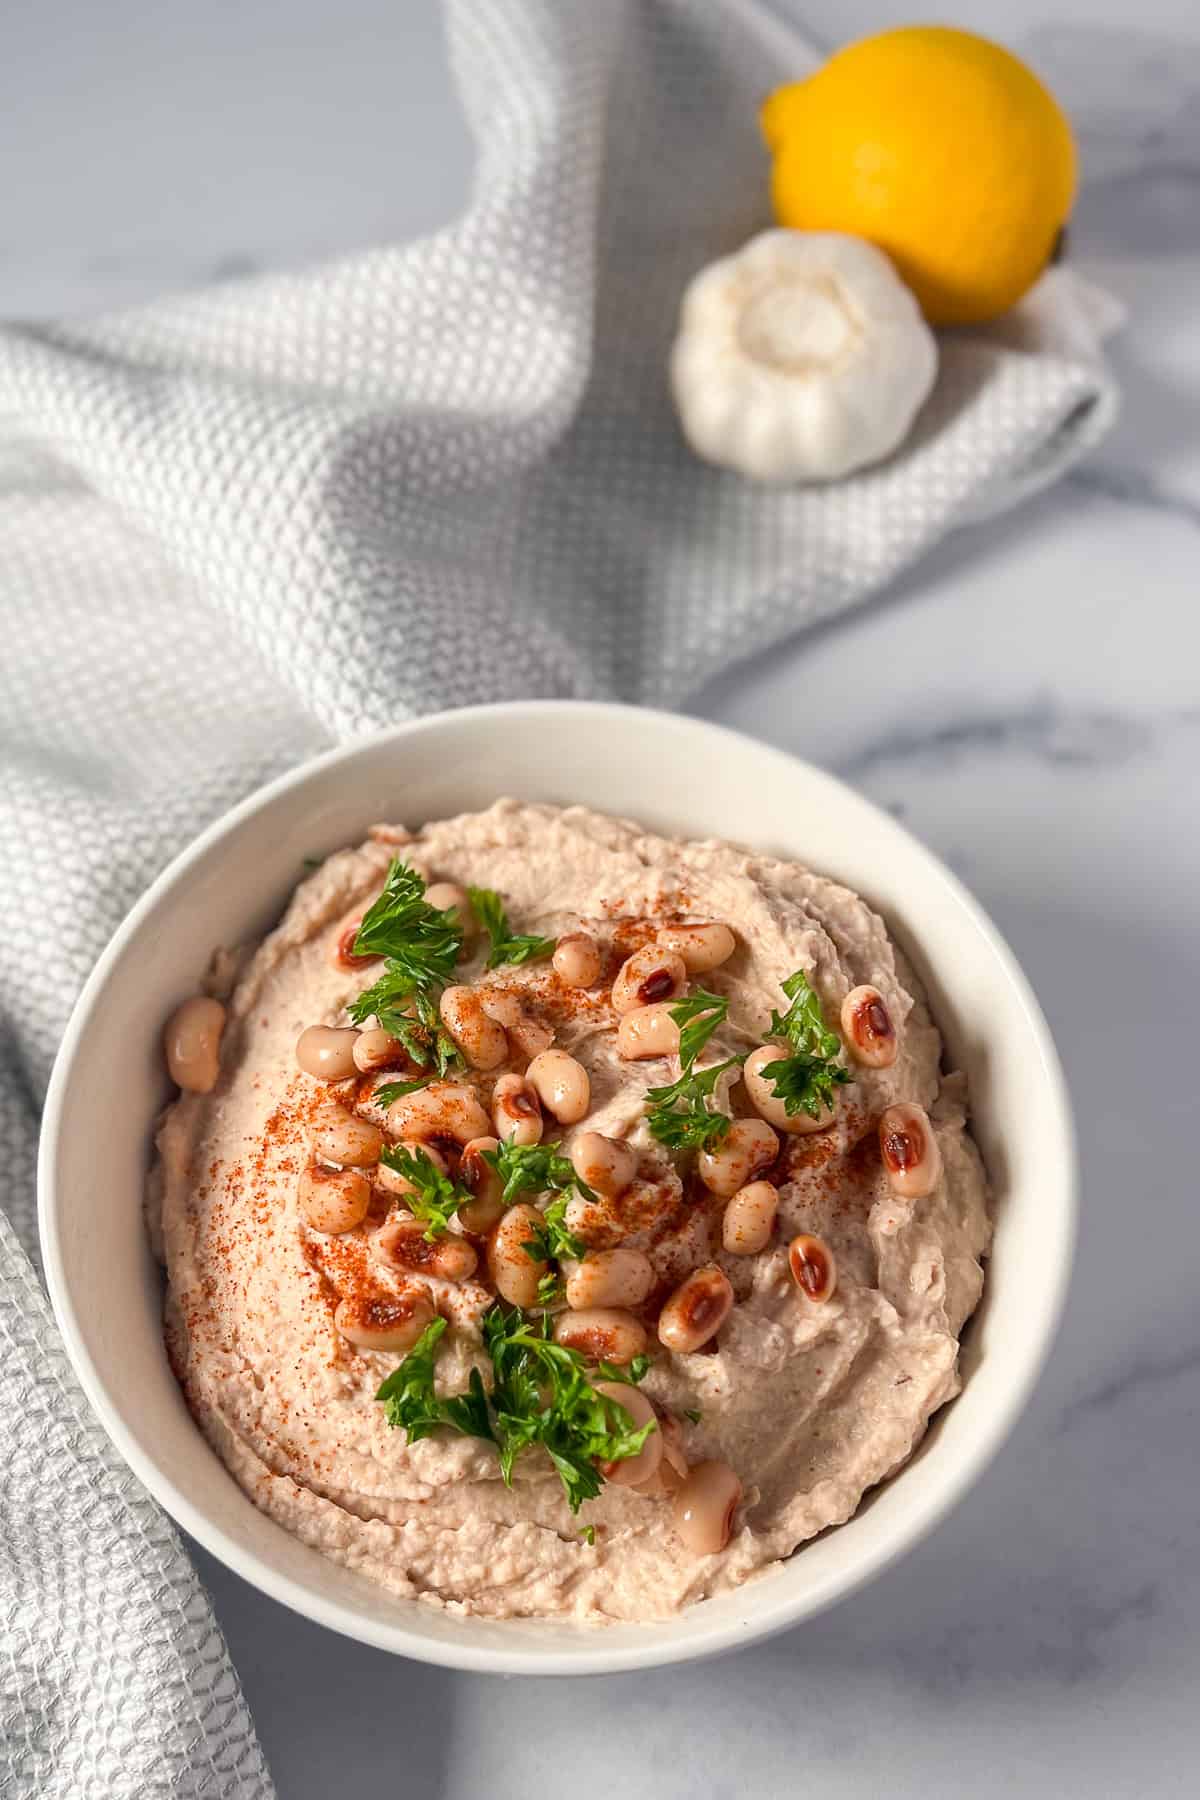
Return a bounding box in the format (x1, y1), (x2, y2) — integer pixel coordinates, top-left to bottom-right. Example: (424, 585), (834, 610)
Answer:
(761, 26), (1076, 326)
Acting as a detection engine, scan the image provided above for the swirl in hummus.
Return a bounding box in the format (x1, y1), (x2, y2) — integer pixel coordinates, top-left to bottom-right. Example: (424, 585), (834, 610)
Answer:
(151, 800), (990, 1623)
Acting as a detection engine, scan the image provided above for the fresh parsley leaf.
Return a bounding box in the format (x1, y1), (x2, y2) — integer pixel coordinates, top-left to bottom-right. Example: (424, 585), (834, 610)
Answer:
(761, 968), (850, 1120)
(346, 862), (465, 1079)
(375, 1317), (452, 1439)
(468, 885), (555, 970)
(760, 1051), (848, 1120)
(645, 1056), (741, 1153)
(439, 1366), (494, 1439)
(522, 1195), (586, 1264)
(479, 1143), (593, 1263)
(483, 1308), (654, 1513)
(371, 1076), (430, 1109)
(481, 1140), (597, 1208)
(644, 992), (740, 1153)
(536, 1270), (565, 1309)
(768, 967), (842, 1057)
(671, 989), (729, 1070)
(403, 989), (462, 1076)
(375, 1319), (494, 1445)
(353, 858), (464, 976)
(378, 1143), (472, 1240)
(350, 981), (462, 1076)
(377, 1307), (654, 1514)
(346, 966), (410, 1033)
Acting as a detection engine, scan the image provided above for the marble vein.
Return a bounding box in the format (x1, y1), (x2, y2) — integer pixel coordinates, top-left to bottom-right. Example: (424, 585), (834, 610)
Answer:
(833, 695), (1164, 781)
(1056, 1341), (1200, 1435)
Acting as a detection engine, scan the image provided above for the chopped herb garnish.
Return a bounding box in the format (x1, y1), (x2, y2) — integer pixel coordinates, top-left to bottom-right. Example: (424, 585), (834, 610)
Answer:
(645, 1057), (741, 1151)
(761, 968), (850, 1120)
(377, 1143), (472, 1240)
(349, 979), (464, 1072)
(353, 858), (464, 980)
(523, 1195), (586, 1264)
(346, 866), (463, 1075)
(376, 1308), (653, 1513)
(645, 989), (741, 1153)
(388, 988), (462, 1077)
(371, 1075), (431, 1109)
(671, 989), (729, 1068)
(579, 1524), (596, 1546)
(483, 1308), (653, 1512)
(376, 1318), (493, 1441)
(683, 1407), (702, 1424)
(481, 1142), (594, 1264)
(481, 1139), (596, 1209)
(536, 1270), (566, 1309)
(301, 854), (326, 871)
(468, 886), (555, 969)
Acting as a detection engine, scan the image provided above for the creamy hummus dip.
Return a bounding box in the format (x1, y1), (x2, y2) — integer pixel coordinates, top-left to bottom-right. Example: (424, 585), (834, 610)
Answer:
(152, 800), (990, 1623)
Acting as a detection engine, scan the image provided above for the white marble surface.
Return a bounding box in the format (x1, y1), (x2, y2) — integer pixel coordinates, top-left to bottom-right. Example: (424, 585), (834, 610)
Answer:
(9, 1), (1200, 1793)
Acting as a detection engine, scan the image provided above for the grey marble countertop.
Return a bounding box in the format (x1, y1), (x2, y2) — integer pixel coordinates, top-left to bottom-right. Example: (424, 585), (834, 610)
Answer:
(9, 1), (1199, 1794)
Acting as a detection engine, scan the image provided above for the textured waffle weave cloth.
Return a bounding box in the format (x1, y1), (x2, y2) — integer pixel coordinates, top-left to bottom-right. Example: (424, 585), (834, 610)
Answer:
(0, 1), (1117, 1793)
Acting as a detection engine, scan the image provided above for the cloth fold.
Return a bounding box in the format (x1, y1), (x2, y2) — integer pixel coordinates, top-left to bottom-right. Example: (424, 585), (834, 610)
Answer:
(0, 1), (1118, 1793)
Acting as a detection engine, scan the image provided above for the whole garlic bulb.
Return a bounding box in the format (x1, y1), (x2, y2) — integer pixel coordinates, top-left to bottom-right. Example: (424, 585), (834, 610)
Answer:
(670, 230), (938, 483)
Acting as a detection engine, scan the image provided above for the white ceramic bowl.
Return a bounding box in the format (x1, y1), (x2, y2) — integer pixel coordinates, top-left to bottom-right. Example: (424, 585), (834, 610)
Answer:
(39, 702), (1075, 1675)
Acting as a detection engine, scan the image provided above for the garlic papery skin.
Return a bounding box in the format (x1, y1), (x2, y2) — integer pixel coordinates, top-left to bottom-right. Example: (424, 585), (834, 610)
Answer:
(669, 229), (938, 483)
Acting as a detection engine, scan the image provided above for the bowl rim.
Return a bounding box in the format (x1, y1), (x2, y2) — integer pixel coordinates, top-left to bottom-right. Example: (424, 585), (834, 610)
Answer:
(37, 700), (1077, 1675)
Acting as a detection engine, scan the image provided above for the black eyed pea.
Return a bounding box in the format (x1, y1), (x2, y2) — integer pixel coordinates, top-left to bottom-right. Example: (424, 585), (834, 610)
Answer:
(372, 1212), (479, 1283)
(721, 1179), (779, 1255)
(656, 922), (736, 974)
(491, 1072), (544, 1146)
(297, 1164), (371, 1235)
(352, 1027), (408, 1075)
(439, 985), (508, 1071)
(479, 989), (554, 1058)
(633, 1410), (689, 1497)
(592, 1381), (662, 1488)
(616, 1002), (680, 1061)
(553, 932), (602, 988)
(635, 1453), (686, 1500)
(788, 1233), (838, 1304)
(334, 1287), (435, 1353)
(311, 1102), (384, 1169)
(386, 1081), (491, 1147)
(164, 995), (226, 1094)
(569, 1130), (637, 1199)
(878, 1103), (942, 1198)
(671, 1460), (742, 1554)
(657, 1264), (734, 1353)
(656, 1409), (691, 1481)
(553, 1307), (648, 1365)
(457, 1135), (506, 1235)
(743, 1043), (838, 1135)
(841, 985), (898, 1068)
(488, 1203), (548, 1308)
(696, 1118), (779, 1198)
(611, 944), (688, 1015)
(525, 1048), (590, 1124)
(565, 1246), (654, 1311)
(295, 1025), (359, 1081)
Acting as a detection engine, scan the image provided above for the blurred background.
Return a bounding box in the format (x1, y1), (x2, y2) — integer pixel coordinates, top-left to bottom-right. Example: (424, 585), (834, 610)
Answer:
(5, 3), (1198, 1797)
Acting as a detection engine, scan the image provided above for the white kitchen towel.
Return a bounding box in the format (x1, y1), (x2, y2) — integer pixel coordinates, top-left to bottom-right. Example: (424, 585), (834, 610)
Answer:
(0, 1), (1117, 1794)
